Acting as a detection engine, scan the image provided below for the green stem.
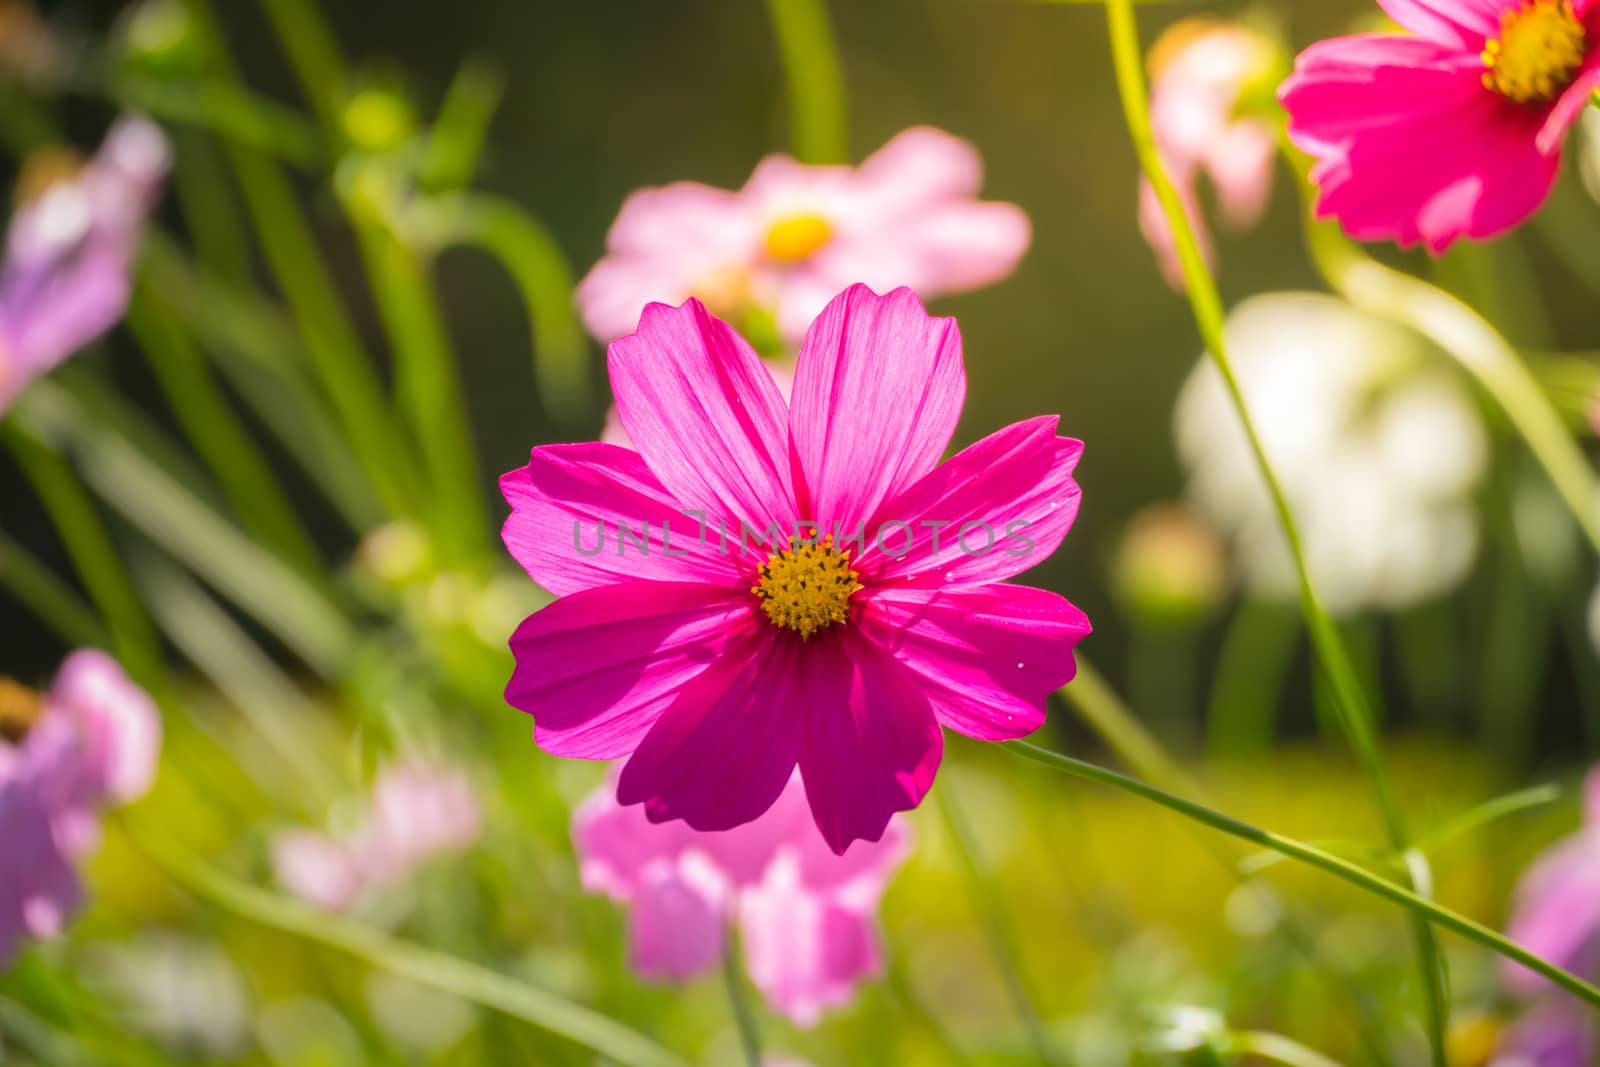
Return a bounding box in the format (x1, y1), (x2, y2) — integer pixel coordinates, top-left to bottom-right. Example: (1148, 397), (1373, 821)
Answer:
(127, 287), (324, 577)
(1299, 190), (1600, 556)
(1100, 3), (1447, 1057)
(1225, 1030), (1347, 1067)
(0, 528), (110, 648)
(1006, 739), (1600, 1010)
(252, 0), (346, 130)
(2, 421), (163, 684)
(415, 192), (591, 420)
(764, 0), (849, 163)
(935, 789), (1062, 1066)
(1060, 654), (1203, 795)
(131, 832), (694, 1067)
(351, 213), (487, 563)
(1205, 599), (1300, 762)
(721, 931), (764, 1067)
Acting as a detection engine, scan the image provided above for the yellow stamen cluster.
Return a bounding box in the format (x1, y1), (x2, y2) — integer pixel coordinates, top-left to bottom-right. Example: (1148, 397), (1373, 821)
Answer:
(763, 213), (833, 263)
(752, 534), (862, 639)
(0, 677), (42, 744)
(1482, 0), (1587, 103)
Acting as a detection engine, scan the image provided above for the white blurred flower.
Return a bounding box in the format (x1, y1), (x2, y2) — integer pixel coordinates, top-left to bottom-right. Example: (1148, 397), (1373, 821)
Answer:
(1175, 292), (1488, 616)
(85, 932), (251, 1056)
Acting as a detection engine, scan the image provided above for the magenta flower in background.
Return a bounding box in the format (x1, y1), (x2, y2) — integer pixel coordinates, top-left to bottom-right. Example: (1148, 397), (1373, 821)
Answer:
(502, 284), (1089, 853)
(575, 127), (1031, 345)
(1280, 0), (1600, 252)
(1140, 21), (1278, 289)
(0, 115), (170, 415)
(273, 759), (482, 912)
(0, 650), (161, 964)
(1503, 768), (1600, 994)
(1491, 999), (1595, 1067)
(574, 771), (909, 1026)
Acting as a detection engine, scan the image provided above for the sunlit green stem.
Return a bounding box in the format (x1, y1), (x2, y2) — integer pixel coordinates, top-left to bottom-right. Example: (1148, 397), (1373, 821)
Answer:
(764, 0), (849, 163)
(1099, 2), (1446, 1057)
(1302, 213), (1600, 555)
(935, 789), (1062, 1066)
(132, 832), (694, 1067)
(414, 193), (591, 418)
(1225, 1030), (1347, 1067)
(0, 528), (109, 649)
(722, 931), (764, 1067)
(1007, 740), (1600, 1009)
(420, 61), (505, 192)
(253, 0), (346, 129)
(351, 213), (488, 564)
(127, 288), (323, 577)
(2, 421), (163, 685)
(1059, 655), (1202, 795)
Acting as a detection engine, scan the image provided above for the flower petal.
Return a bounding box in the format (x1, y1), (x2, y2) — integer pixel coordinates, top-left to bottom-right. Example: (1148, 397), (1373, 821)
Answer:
(797, 634), (943, 854)
(506, 581), (757, 760)
(858, 415), (1082, 585)
(608, 299), (797, 532)
(1375, 0), (1502, 48)
(629, 859), (727, 982)
(501, 442), (747, 596)
(861, 583), (1089, 741)
(1504, 828), (1600, 993)
(788, 285), (964, 533)
(617, 632), (805, 832)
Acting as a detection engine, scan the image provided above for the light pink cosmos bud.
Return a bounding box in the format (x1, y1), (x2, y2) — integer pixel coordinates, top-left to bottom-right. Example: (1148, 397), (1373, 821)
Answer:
(1139, 21), (1279, 289)
(576, 127), (1030, 344)
(272, 831), (365, 913)
(572, 770), (909, 1026)
(273, 759), (482, 911)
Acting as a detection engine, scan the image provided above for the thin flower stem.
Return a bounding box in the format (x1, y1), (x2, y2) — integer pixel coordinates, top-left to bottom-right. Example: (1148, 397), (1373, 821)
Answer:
(129, 830), (695, 1067)
(721, 930), (764, 1067)
(934, 789), (1063, 1066)
(1, 421), (163, 686)
(252, 0), (347, 130)
(1299, 206), (1600, 555)
(1060, 655), (1203, 795)
(413, 192), (592, 420)
(0, 528), (110, 649)
(1005, 740), (1600, 1010)
(1098, 2), (1448, 1059)
(764, 0), (850, 163)
(1225, 1030), (1349, 1067)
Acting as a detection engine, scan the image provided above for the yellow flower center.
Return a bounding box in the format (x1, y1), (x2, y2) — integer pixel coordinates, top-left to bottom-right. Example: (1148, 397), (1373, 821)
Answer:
(1481, 0), (1587, 103)
(690, 265), (754, 320)
(763, 213), (833, 263)
(0, 677), (42, 744)
(751, 535), (862, 639)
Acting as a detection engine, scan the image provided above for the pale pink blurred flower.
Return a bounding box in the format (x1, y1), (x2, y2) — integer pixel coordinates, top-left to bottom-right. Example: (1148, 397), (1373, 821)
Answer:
(0, 649), (161, 964)
(576, 127), (1030, 344)
(574, 770), (910, 1026)
(1504, 768), (1600, 994)
(273, 760), (481, 911)
(1139, 22), (1278, 289)
(0, 115), (170, 415)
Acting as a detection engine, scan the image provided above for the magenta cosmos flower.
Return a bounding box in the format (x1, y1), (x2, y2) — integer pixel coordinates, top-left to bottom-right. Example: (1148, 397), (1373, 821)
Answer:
(0, 115), (170, 415)
(575, 770), (909, 1026)
(273, 759), (481, 912)
(575, 127), (1031, 345)
(502, 284), (1089, 854)
(1503, 767), (1600, 993)
(1141, 21), (1279, 289)
(1, 650), (161, 963)
(1280, 0), (1600, 251)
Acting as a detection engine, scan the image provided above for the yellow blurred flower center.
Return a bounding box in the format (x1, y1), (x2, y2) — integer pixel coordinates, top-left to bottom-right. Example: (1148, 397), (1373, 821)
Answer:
(763, 213), (833, 262)
(752, 535), (861, 639)
(1482, 0), (1587, 103)
(690, 265), (754, 319)
(0, 677), (42, 744)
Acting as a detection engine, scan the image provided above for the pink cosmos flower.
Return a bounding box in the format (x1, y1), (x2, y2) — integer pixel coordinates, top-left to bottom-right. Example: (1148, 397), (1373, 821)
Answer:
(1279, 0), (1600, 251)
(1140, 22), (1278, 288)
(273, 760), (482, 912)
(0, 649), (161, 963)
(502, 283), (1090, 854)
(1491, 999), (1594, 1067)
(574, 771), (909, 1026)
(1503, 767), (1600, 993)
(575, 128), (1031, 345)
(601, 359), (795, 450)
(0, 115), (170, 415)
